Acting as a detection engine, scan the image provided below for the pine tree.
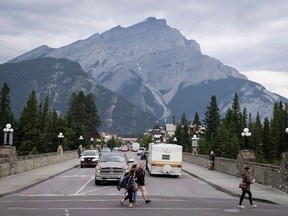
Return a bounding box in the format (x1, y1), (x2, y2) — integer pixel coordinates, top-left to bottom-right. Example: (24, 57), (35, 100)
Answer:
(203, 95), (221, 145)
(262, 117), (271, 162)
(0, 83), (15, 130)
(66, 91), (101, 149)
(192, 112), (201, 126)
(18, 90), (40, 155)
(250, 112), (263, 160)
(231, 93), (242, 134)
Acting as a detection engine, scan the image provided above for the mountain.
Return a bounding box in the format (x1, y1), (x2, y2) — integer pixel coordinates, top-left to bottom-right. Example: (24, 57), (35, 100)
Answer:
(8, 17), (288, 121)
(0, 57), (156, 134)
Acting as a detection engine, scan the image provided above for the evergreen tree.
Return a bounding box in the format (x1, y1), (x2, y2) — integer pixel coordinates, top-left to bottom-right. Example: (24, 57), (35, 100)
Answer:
(250, 112), (263, 160)
(269, 102), (282, 163)
(231, 93), (242, 134)
(18, 90), (40, 155)
(66, 91), (101, 149)
(203, 95), (221, 146)
(262, 117), (271, 162)
(0, 83), (15, 144)
(192, 112), (202, 126)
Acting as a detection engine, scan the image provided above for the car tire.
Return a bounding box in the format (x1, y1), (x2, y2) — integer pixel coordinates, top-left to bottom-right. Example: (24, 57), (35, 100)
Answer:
(95, 179), (100, 185)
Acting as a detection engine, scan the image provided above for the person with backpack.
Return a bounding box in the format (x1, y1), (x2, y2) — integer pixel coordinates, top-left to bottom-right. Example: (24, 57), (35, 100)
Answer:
(119, 164), (139, 207)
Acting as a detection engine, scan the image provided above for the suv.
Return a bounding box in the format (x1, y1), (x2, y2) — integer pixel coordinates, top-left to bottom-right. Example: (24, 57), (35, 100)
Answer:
(95, 152), (134, 185)
(80, 150), (99, 168)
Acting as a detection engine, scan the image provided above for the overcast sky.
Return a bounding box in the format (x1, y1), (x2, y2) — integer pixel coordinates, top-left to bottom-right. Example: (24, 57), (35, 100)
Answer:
(1, 0), (288, 98)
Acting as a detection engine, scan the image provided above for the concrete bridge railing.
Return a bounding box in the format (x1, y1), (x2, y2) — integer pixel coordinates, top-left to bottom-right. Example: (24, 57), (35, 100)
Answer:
(183, 151), (288, 193)
(0, 145), (78, 178)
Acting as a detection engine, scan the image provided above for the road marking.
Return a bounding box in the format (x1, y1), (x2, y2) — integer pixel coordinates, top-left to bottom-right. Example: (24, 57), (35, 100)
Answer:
(78, 186), (111, 195)
(75, 175), (94, 195)
(65, 209), (69, 216)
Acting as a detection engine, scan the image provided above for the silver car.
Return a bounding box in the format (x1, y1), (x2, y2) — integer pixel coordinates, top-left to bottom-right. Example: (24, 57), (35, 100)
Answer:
(95, 152), (134, 185)
(80, 150), (99, 168)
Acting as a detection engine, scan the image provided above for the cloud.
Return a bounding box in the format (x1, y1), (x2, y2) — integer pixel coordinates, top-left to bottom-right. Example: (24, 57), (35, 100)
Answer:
(1, 0), (288, 98)
(242, 70), (288, 98)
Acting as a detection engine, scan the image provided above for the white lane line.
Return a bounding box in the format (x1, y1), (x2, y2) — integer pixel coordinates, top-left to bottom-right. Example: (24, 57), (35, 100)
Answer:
(78, 186), (112, 195)
(65, 209), (69, 216)
(75, 175), (94, 195)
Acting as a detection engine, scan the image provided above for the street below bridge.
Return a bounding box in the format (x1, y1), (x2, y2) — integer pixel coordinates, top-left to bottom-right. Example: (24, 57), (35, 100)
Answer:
(0, 152), (287, 216)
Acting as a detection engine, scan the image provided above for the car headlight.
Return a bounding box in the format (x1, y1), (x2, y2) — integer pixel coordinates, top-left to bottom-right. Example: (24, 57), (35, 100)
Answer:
(96, 165), (101, 173)
(80, 158), (85, 161)
(92, 158), (97, 161)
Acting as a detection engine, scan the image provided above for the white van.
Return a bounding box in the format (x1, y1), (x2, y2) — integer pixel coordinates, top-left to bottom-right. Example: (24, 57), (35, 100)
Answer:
(146, 143), (182, 177)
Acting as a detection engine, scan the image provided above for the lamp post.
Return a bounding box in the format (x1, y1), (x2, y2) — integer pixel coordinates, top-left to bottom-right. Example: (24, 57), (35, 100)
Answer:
(90, 137), (94, 149)
(191, 135), (198, 155)
(3, 123), (13, 146)
(79, 135), (84, 147)
(285, 128), (288, 149)
(57, 132), (64, 146)
(241, 128), (251, 149)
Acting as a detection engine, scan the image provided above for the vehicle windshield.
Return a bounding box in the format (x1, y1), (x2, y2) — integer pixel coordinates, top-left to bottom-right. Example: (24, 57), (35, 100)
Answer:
(99, 154), (125, 162)
(82, 151), (98, 156)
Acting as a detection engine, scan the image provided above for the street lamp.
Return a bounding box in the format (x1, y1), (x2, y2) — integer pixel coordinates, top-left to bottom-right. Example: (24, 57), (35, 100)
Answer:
(285, 128), (288, 149)
(3, 123), (13, 146)
(57, 132), (64, 146)
(191, 135), (198, 155)
(241, 128), (251, 149)
(173, 137), (177, 144)
(90, 137), (94, 149)
(191, 135), (198, 148)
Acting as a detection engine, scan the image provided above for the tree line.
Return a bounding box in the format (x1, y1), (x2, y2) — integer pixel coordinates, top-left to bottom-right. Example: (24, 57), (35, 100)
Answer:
(0, 83), (101, 156)
(171, 94), (288, 165)
(1, 81), (288, 164)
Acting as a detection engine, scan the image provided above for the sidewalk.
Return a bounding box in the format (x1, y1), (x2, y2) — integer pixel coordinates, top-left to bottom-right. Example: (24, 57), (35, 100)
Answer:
(0, 158), (79, 197)
(0, 159), (287, 206)
(182, 161), (288, 206)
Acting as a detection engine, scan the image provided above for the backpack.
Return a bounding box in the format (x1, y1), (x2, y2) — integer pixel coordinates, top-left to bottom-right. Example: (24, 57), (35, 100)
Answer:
(118, 175), (128, 189)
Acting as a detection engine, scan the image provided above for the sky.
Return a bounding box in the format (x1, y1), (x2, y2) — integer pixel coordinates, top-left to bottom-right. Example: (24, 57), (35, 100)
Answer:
(1, 0), (288, 98)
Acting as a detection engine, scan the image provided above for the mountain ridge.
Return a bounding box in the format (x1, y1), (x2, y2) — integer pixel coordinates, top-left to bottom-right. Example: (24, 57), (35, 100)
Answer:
(6, 17), (288, 122)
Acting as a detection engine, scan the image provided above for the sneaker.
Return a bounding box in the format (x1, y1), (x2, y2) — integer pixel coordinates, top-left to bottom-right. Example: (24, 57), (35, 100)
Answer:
(129, 204), (135, 208)
(116, 185), (121, 191)
(145, 200), (151, 204)
(120, 199), (124, 206)
(238, 205), (245, 208)
(133, 203), (139, 206)
(251, 205), (257, 208)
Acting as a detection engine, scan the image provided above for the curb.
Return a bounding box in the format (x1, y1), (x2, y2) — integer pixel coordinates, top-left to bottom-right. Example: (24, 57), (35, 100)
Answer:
(0, 164), (79, 198)
(182, 169), (276, 205)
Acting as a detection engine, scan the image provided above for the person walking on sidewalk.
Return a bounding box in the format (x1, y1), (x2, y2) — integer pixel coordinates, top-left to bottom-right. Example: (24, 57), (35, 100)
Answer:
(208, 151), (215, 170)
(238, 166), (257, 208)
(136, 163), (151, 204)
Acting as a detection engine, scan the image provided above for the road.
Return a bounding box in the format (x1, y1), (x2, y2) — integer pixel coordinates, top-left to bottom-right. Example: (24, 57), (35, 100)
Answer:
(0, 152), (287, 216)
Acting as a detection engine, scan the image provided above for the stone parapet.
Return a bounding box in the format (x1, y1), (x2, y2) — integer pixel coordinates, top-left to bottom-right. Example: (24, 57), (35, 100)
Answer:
(0, 146), (78, 178)
(183, 152), (288, 193)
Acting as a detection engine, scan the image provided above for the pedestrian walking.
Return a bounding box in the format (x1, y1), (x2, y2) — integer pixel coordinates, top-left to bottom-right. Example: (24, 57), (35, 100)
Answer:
(121, 169), (137, 208)
(120, 164), (139, 207)
(136, 162), (151, 204)
(208, 151), (215, 170)
(77, 147), (81, 158)
(238, 166), (257, 208)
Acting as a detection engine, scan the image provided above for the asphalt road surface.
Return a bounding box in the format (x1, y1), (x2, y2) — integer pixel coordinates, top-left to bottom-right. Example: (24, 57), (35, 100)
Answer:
(0, 152), (287, 216)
